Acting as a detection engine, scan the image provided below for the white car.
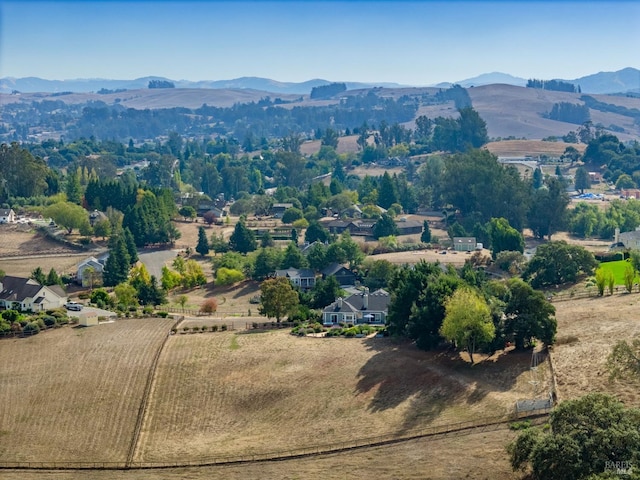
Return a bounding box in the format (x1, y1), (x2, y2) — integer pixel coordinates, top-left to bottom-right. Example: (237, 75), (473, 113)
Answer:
(65, 302), (83, 311)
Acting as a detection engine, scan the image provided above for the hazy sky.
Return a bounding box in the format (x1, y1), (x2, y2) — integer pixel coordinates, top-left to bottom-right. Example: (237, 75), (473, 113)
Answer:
(2, 1), (638, 85)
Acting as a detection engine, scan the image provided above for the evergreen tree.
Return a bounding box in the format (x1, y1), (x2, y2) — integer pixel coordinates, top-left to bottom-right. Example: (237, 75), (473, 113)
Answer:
(373, 213), (399, 239)
(421, 220), (432, 243)
(532, 167), (543, 189)
(31, 267), (46, 285)
(195, 226), (210, 256)
(123, 227), (138, 264)
(281, 241), (307, 269)
(103, 234), (131, 287)
(377, 171), (398, 209)
(65, 170), (82, 204)
(46, 268), (62, 286)
(229, 219), (257, 253)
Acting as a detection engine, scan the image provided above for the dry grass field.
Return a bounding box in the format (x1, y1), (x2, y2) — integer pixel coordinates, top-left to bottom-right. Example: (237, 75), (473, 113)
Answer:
(0, 428), (522, 480)
(0, 318), (174, 463)
(485, 139), (586, 158)
(552, 293), (640, 406)
(134, 330), (546, 463)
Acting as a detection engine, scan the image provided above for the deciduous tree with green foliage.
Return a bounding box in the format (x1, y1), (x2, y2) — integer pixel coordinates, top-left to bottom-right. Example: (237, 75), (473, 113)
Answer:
(523, 241), (597, 288)
(574, 166), (591, 194)
(440, 287), (494, 364)
(502, 278), (556, 350)
(508, 393), (640, 479)
(489, 217), (524, 258)
(45, 201), (91, 234)
(259, 277), (299, 322)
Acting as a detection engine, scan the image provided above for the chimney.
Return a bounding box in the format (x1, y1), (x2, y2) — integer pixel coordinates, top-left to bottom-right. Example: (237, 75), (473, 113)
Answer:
(363, 287), (369, 310)
(337, 297), (343, 309)
(615, 227), (620, 244)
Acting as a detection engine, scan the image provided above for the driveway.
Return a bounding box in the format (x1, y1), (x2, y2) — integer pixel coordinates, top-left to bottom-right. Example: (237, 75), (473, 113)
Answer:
(66, 306), (117, 318)
(138, 249), (179, 279)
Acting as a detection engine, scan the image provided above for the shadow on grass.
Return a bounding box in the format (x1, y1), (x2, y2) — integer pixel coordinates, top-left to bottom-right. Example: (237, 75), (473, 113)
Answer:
(202, 280), (260, 299)
(355, 337), (537, 431)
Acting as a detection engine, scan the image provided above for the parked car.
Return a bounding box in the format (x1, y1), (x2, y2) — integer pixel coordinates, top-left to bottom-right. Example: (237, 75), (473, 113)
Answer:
(65, 302), (83, 311)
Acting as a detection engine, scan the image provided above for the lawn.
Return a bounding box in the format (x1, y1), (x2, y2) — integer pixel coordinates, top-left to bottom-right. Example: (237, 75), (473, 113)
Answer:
(598, 259), (637, 286)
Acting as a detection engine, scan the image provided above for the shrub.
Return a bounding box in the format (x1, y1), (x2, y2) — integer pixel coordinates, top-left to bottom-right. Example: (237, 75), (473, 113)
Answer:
(42, 315), (57, 327)
(2, 310), (21, 323)
(200, 298), (218, 314)
(191, 326), (200, 333)
(157, 311), (169, 318)
(23, 321), (40, 335)
(183, 326), (190, 332)
(142, 305), (154, 315)
(215, 268), (244, 286)
(211, 324), (219, 332)
(201, 325), (208, 332)
(171, 327), (177, 334)
(221, 324), (228, 331)
(78, 292), (90, 300)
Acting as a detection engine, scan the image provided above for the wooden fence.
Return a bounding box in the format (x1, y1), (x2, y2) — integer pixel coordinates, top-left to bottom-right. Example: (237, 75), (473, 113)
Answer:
(0, 408), (551, 471)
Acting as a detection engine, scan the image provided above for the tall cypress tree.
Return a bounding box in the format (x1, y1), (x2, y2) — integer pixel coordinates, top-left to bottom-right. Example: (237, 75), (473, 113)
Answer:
(103, 235), (131, 286)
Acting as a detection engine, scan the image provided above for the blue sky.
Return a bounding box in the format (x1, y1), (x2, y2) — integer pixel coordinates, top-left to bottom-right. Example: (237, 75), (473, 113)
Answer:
(1, 1), (638, 85)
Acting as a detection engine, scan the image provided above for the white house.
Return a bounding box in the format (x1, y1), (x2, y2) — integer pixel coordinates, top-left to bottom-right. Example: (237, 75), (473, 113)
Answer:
(453, 237), (477, 252)
(322, 288), (390, 326)
(77, 256), (105, 287)
(0, 276), (66, 311)
(0, 208), (16, 224)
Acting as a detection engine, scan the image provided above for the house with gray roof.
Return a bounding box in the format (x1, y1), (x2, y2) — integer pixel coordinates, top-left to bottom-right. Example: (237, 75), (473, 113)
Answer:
(0, 276), (66, 312)
(321, 263), (357, 286)
(322, 288), (390, 326)
(275, 268), (316, 290)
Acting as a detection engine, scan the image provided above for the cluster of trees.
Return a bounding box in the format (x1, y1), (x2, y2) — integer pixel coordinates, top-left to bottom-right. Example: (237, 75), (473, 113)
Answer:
(547, 102), (591, 125)
(310, 82), (346, 99)
(207, 229), (365, 284)
(582, 134), (640, 186)
(567, 198), (640, 239)
(160, 256), (207, 291)
(30, 267), (65, 287)
(386, 261), (557, 354)
(527, 79), (580, 93)
(148, 80), (175, 89)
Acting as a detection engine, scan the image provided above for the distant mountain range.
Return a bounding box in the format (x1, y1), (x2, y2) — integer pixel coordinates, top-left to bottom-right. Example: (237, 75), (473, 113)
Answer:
(1, 68), (638, 95)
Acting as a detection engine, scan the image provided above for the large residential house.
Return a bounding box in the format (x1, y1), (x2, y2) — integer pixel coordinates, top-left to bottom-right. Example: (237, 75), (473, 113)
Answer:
(0, 208), (16, 224)
(322, 288), (390, 326)
(614, 227), (640, 250)
(275, 268), (316, 290)
(0, 276), (66, 311)
(321, 263), (357, 286)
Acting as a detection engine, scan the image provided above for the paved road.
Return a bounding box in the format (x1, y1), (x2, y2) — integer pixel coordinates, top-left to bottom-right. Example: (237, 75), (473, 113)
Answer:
(138, 249), (179, 279)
